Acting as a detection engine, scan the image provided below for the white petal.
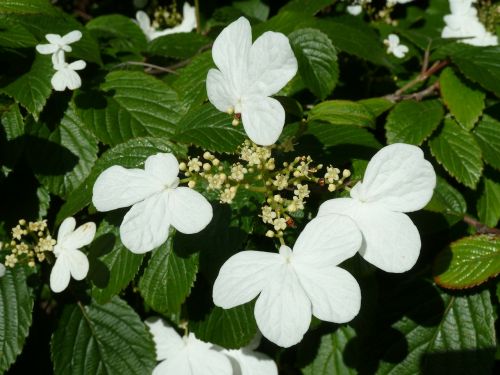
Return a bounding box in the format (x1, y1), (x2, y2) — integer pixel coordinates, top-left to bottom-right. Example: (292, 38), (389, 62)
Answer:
(50, 256), (71, 293)
(225, 348), (278, 375)
(145, 317), (183, 361)
(167, 187), (212, 234)
(388, 34), (399, 45)
(92, 165), (163, 212)
(64, 69), (82, 90)
(241, 96), (285, 146)
(206, 69), (237, 113)
(136, 11), (151, 32)
(292, 215), (361, 267)
(51, 70), (68, 91)
(36, 43), (58, 54)
(144, 153), (179, 186)
(0, 264), (5, 278)
(62, 30), (82, 44)
(64, 222), (96, 250)
(294, 264), (361, 323)
(254, 265), (311, 347)
(120, 192), (171, 254)
(213, 251), (282, 309)
(68, 60), (86, 71)
(247, 31), (298, 96)
(212, 17), (252, 86)
(350, 143), (436, 212)
(52, 50), (65, 67)
(319, 199), (421, 273)
(66, 249), (89, 280)
(57, 217), (76, 243)
(45, 33), (62, 44)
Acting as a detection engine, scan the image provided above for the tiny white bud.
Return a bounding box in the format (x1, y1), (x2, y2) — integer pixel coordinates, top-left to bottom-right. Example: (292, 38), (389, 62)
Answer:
(188, 180), (196, 188)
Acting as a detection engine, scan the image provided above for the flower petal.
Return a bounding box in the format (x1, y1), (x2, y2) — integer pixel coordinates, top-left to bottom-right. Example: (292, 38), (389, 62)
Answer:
(50, 256), (71, 293)
(51, 70), (69, 91)
(167, 187), (213, 234)
(62, 30), (82, 44)
(295, 264), (361, 323)
(144, 153), (179, 186)
(64, 222), (96, 250)
(145, 317), (184, 361)
(36, 43), (58, 54)
(247, 31), (298, 96)
(68, 60), (86, 71)
(66, 249), (89, 281)
(213, 250), (282, 309)
(225, 348), (278, 375)
(292, 215), (361, 267)
(350, 143), (436, 212)
(120, 192), (171, 254)
(92, 165), (163, 212)
(57, 217), (76, 243)
(64, 69), (82, 90)
(45, 33), (62, 44)
(206, 68), (237, 113)
(241, 96), (285, 146)
(135, 11), (151, 32)
(254, 265), (311, 347)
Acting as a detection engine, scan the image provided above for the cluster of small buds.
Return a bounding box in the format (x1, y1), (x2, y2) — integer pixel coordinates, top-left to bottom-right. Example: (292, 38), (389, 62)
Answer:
(323, 166), (351, 192)
(2, 219), (55, 268)
(153, 4), (182, 29)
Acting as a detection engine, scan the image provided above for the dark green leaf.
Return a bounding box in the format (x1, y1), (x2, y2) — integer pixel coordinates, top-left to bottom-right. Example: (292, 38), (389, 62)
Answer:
(148, 33), (211, 59)
(358, 97), (394, 118)
(279, 0), (334, 15)
(308, 100), (375, 128)
(425, 176), (466, 222)
(307, 122), (381, 148)
(233, 0), (269, 21)
(477, 177), (500, 228)
(0, 18), (37, 48)
(0, 0), (57, 15)
(473, 114), (500, 171)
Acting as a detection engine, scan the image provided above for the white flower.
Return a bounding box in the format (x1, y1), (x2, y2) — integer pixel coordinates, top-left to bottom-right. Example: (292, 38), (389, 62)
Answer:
(35, 30), (82, 64)
(347, 5), (362, 15)
(92, 153), (213, 254)
(50, 217), (95, 293)
(206, 17), (298, 146)
(384, 34), (409, 58)
(387, 0), (414, 5)
(135, 3), (196, 41)
(222, 334), (278, 375)
(213, 215), (362, 347)
(0, 263), (5, 278)
(145, 317), (232, 375)
(51, 55), (86, 91)
(318, 143), (436, 273)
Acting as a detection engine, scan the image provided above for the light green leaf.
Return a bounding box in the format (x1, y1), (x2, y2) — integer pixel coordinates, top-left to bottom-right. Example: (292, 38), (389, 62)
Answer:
(76, 71), (182, 145)
(358, 97), (394, 118)
(440, 67), (485, 130)
(289, 28), (338, 100)
(473, 114), (500, 171)
(308, 100), (375, 128)
(307, 121), (381, 148)
(0, 54), (52, 120)
(477, 178), (500, 228)
(148, 33), (211, 59)
(0, 267), (34, 373)
(139, 234), (198, 314)
(51, 297), (155, 375)
(385, 100), (444, 145)
(434, 235), (500, 289)
(302, 326), (357, 375)
(429, 118), (483, 189)
(176, 104), (246, 153)
(90, 220), (144, 304)
(190, 303), (257, 349)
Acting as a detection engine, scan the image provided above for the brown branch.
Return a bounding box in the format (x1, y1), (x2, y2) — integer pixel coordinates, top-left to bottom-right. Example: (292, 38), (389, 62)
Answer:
(385, 81), (440, 102)
(463, 215), (500, 235)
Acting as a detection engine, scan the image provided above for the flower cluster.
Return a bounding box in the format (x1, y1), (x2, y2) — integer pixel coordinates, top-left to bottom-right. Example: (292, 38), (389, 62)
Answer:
(442, 0), (498, 46)
(36, 30), (86, 91)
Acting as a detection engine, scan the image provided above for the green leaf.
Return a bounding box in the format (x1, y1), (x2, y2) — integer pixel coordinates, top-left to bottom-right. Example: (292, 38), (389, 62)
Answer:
(176, 104), (246, 153)
(0, 18), (37, 48)
(90, 220), (144, 304)
(0, 54), (52, 120)
(434, 235), (500, 289)
(0, 267), (34, 373)
(358, 97), (394, 118)
(473, 114), (500, 171)
(385, 100), (444, 145)
(253, 11), (315, 37)
(76, 71), (182, 145)
(279, 0), (334, 15)
(32, 104), (98, 198)
(307, 122), (381, 148)
(0, 0), (57, 15)
(55, 137), (184, 224)
(148, 33), (211, 59)
(289, 28), (338, 100)
(439, 67), (485, 130)
(139, 234), (198, 314)
(233, 0), (270, 21)
(190, 303), (257, 349)
(429, 118), (483, 189)
(308, 100), (375, 128)
(449, 45), (500, 97)
(1, 103), (25, 165)
(425, 176), (466, 219)
(302, 326), (357, 375)
(477, 177), (500, 228)
(377, 287), (495, 374)
(51, 297), (155, 375)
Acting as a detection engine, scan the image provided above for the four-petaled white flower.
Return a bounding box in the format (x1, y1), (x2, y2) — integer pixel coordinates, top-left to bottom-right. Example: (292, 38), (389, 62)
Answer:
(51, 54), (86, 91)
(50, 217), (95, 293)
(35, 30), (82, 65)
(135, 3), (196, 41)
(92, 153), (213, 254)
(213, 215), (362, 347)
(384, 34), (409, 59)
(318, 143), (436, 273)
(206, 17), (298, 146)
(146, 317), (232, 375)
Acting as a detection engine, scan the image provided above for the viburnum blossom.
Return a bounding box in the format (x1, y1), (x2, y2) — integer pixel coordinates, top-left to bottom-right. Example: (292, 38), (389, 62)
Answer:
(206, 17), (298, 146)
(50, 217), (95, 293)
(384, 34), (409, 58)
(213, 215), (362, 347)
(92, 153), (213, 254)
(35, 30), (82, 64)
(318, 143), (436, 273)
(51, 54), (86, 91)
(222, 334), (278, 375)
